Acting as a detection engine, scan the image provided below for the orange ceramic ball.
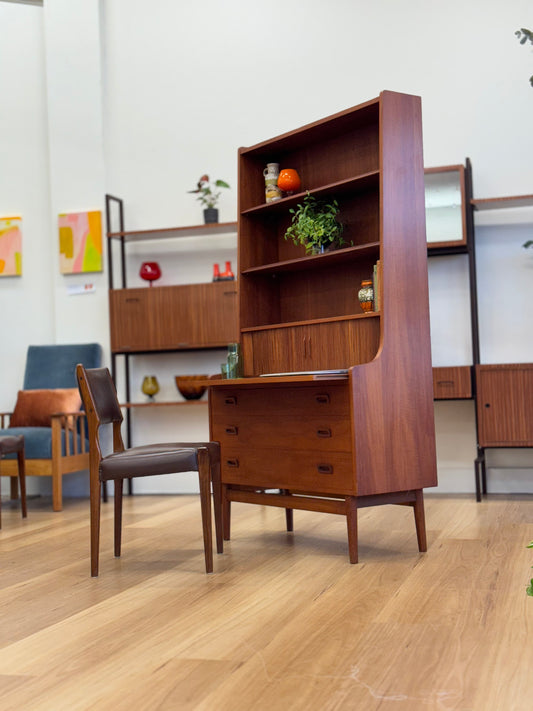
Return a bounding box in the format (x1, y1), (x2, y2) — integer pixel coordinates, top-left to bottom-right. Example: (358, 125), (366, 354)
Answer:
(277, 168), (301, 193)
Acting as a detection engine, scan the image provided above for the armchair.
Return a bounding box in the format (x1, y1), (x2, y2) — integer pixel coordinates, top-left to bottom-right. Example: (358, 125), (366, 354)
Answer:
(0, 343), (102, 511)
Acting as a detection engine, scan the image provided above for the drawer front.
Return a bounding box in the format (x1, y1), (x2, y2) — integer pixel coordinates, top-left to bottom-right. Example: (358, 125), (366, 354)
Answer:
(221, 447), (355, 495)
(210, 384), (350, 418)
(212, 415), (352, 452)
(433, 367), (472, 399)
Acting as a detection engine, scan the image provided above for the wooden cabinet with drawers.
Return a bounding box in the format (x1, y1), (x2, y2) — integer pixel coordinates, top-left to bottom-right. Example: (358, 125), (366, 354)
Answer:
(206, 91), (437, 564)
(210, 382), (354, 495)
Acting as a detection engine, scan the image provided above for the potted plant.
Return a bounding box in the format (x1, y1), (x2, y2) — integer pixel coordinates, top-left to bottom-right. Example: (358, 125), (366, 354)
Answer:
(188, 174), (230, 224)
(284, 192), (345, 255)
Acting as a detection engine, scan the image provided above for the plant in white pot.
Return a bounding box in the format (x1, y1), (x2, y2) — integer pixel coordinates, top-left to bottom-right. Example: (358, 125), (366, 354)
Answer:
(188, 174), (230, 224)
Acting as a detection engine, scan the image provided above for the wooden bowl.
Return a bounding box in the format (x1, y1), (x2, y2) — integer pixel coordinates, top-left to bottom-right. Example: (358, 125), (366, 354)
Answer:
(175, 375), (208, 400)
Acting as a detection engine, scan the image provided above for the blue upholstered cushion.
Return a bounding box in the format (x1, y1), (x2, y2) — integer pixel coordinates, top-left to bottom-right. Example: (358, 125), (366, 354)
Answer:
(23, 343), (102, 390)
(0, 427), (88, 460)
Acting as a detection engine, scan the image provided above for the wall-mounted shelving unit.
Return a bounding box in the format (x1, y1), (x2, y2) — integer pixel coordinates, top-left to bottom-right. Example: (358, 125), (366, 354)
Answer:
(105, 194), (238, 445)
(424, 167), (533, 499)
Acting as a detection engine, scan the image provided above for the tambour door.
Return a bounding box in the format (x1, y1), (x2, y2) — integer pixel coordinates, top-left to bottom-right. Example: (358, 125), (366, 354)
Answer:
(244, 317), (380, 376)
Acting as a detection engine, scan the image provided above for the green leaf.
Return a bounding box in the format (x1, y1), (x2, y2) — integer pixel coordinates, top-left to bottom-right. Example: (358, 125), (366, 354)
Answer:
(527, 579), (533, 596)
(527, 541), (533, 548)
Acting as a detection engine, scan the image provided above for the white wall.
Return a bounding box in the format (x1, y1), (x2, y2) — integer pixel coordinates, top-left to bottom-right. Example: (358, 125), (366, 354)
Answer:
(1, 0), (532, 498)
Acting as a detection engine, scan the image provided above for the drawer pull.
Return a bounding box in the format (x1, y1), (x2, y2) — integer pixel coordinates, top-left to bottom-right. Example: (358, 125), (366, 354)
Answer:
(317, 464), (333, 475)
(225, 425), (239, 435)
(315, 394), (330, 404)
(224, 396), (237, 405)
(226, 458), (239, 468)
(317, 428), (332, 438)
(437, 380), (455, 386)
(125, 298), (140, 303)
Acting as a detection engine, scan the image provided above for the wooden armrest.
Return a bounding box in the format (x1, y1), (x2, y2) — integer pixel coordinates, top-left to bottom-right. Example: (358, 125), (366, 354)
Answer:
(0, 411), (13, 428)
(50, 411), (87, 418)
(50, 411), (88, 456)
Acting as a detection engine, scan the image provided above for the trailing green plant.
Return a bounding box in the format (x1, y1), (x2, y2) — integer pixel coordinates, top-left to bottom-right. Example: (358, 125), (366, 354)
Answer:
(527, 540), (533, 596)
(284, 192), (345, 255)
(188, 174), (230, 209)
(515, 28), (533, 87)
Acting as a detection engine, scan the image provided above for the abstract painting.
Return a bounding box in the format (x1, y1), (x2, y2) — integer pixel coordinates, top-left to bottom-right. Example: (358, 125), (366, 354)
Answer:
(58, 210), (103, 274)
(0, 216), (22, 276)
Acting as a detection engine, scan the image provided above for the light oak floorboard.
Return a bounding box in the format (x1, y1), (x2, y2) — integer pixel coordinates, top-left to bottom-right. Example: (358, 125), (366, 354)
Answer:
(0, 493), (532, 710)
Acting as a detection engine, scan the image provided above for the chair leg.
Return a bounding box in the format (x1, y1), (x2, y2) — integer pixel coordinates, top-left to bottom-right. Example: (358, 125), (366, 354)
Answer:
(52, 461), (62, 512)
(17, 449), (27, 518)
(413, 489), (427, 552)
(10, 476), (18, 501)
(90, 473), (101, 577)
(198, 448), (213, 573)
(222, 483), (231, 541)
(346, 496), (358, 564)
(114, 479), (123, 558)
(211, 456), (224, 555)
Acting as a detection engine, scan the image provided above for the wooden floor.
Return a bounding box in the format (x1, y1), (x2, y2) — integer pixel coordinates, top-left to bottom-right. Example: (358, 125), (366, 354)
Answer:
(0, 492), (532, 710)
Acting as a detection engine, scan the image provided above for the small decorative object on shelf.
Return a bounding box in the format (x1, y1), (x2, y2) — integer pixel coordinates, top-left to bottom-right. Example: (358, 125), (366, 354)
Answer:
(141, 375), (160, 401)
(175, 375), (208, 400)
(188, 174), (230, 224)
(284, 192), (345, 255)
(139, 261), (161, 286)
(263, 162), (282, 203)
(212, 263), (220, 281)
(220, 261), (235, 280)
(226, 342), (242, 378)
(358, 279), (374, 313)
(278, 168), (301, 195)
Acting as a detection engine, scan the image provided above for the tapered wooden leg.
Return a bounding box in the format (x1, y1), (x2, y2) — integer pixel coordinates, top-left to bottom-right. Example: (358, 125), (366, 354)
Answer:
(280, 489), (293, 532)
(51, 420), (62, 512)
(222, 483), (231, 541)
(90, 473), (101, 577)
(10, 476), (18, 501)
(211, 452), (223, 554)
(413, 489), (427, 552)
(17, 448), (27, 518)
(198, 448), (213, 573)
(114, 479), (123, 558)
(346, 496), (358, 564)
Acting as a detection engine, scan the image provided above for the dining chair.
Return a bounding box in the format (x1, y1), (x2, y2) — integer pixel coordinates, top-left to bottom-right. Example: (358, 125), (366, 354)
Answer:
(76, 364), (222, 576)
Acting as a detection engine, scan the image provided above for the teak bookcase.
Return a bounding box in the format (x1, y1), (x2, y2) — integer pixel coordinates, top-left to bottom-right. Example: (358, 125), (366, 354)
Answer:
(206, 90), (438, 563)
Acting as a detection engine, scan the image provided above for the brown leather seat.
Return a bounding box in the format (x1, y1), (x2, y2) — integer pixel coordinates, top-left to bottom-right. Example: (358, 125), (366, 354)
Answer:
(0, 434), (27, 526)
(76, 364), (222, 576)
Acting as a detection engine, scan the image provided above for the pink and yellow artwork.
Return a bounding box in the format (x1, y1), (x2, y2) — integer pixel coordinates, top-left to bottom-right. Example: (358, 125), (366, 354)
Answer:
(58, 210), (103, 274)
(0, 216), (22, 276)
